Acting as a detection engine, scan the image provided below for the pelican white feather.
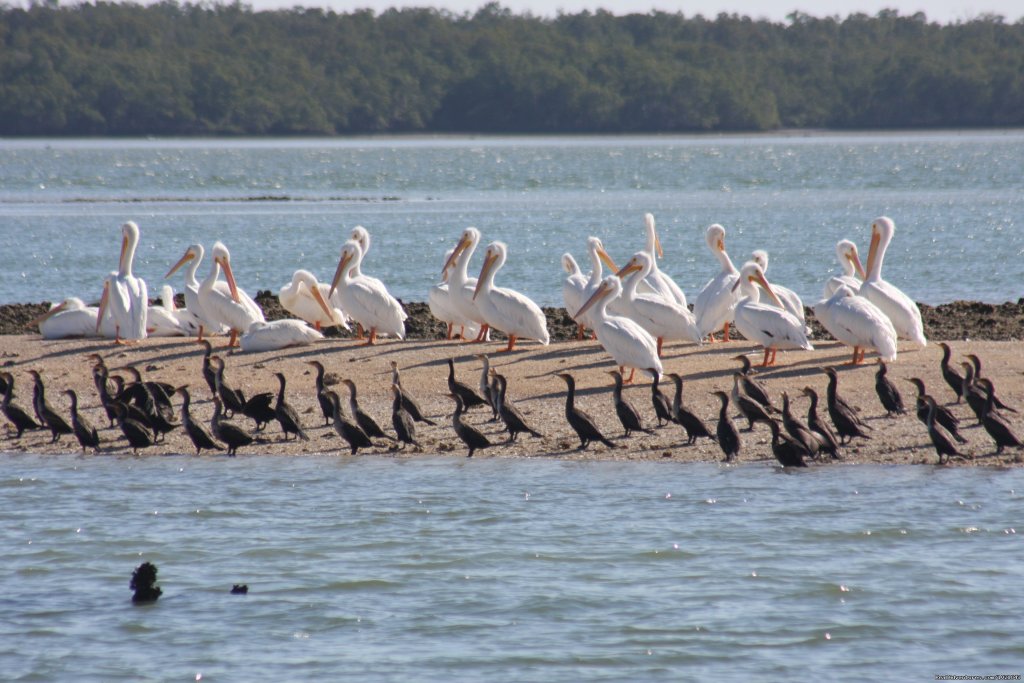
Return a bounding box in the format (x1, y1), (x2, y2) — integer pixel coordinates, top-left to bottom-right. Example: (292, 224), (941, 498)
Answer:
(147, 285), (199, 337)
(32, 298), (100, 339)
(693, 223), (740, 341)
(240, 320), (324, 352)
(615, 251), (701, 355)
(473, 241), (550, 352)
(575, 275), (662, 381)
(750, 249), (808, 329)
(279, 269), (349, 331)
(329, 239), (407, 345)
(165, 243), (229, 338)
(199, 241), (265, 347)
(442, 227), (490, 340)
(429, 248), (481, 341)
(641, 213), (688, 307)
(732, 261), (813, 366)
(858, 216), (927, 346)
(96, 221), (148, 341)
(823, 239), (866, 299)
(814, 285), (897, 364)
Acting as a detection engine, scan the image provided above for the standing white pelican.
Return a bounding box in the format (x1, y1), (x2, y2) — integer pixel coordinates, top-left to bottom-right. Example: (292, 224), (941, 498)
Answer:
(329, 239), (407, 345)
(561, 253), (588, 338)
(822, 239), (866, 299)
(473, 241), (550, 352)
(165, 243), (229, 340)
(575, 275), (662, 382)
(31, 298), (99, 339)
(731, 262), (813, 366)
(96, 221), (148, 342)
(615, 251), (701, 356)
(347, 226), (389, 338)
(859, 216), (927, 346)
(442, 227), (490, 342)
(750, 249), (807, 327)
(147, 285), (200, 337)
(279, 269), (348, 331)
(429, 248), (480, 341)
(240, 320), (324, 352)
(693, 224), (740, 342)
(567, 237), (618, 338)
(641, 213), (688, 307)
(814, 285), (897, 364)
(200, 241), (265, 348)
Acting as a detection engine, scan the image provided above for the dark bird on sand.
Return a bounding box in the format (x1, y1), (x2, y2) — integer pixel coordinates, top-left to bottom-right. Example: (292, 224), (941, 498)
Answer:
(649, 371), (674, 428)
(325, 390), (373, 455)
(305, 360), (334, 427)
(210, 396), (254, 456)
(447, 358), (489, 410)
(732, 354), (778, 413)
(874, 360), (906, 417)
(974, 378), (1023, 455)
(273, 372), (309, 441)
(28, 369), (73, 443)
(491, 372), (543, 442)
(732, 373), (773, 432)
(822, 367), (871, 445)
(666, 373), (715, 445)
(921, 395), (968, 465)
(557, 373), (615, 451)
(781, 391), (823, 459)
(447, 393), (492, 457)
(390, 361), (436, 426)
(64, 389), (100, 453)
(905, 378), (967, 444)
(112, 402), (155, 455)
(607, 369), (651, 438)
(767, 419), (809, 468)
(711, 391), (741, 462)
(800, 387), (841, 460)
(175, 386), (224, 455)
(342, 379), (392, 440)
(938, 342), (964, 403)
(1, 371), (41, 438)
(390, 384), (420, 449)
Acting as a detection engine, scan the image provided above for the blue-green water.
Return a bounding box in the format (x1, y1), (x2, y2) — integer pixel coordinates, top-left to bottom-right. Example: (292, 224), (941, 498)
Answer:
(1, 131), (1022, 307)
(2, 455), (1022, 681)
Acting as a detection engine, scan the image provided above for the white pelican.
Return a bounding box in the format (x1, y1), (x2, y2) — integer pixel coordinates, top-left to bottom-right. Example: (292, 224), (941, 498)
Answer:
(96, 221), (148, 342)
(239, 320), (324, 352)
(693, 224), (740, 342)
(731, 262), (813, 366)
(750, 249), (807, 328)
(329, 239), (407, 345)
(814, 285), (897, 364)
(859, 216), (927, 346)
(278, 269), (348, 331)
(347, 226), (389, 339)
(822, 239), (866, 299)
(31, 298), (99, 339)
(575, 275), (662, 382)
(147, 285), (200, 337)
(615, 251), (701, 356)
(566, 237), (618, 338)
(473, 241), (550, 352)
(164, 243), (229, 339)
(641, 213), (688, 307)
(561, 253), (588, 338)
(429, 248), (481, 341)
(442, 227), (490, 342)
(200, 241), (265, 348)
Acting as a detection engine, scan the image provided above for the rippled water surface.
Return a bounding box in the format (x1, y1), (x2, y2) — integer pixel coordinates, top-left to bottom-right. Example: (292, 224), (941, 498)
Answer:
(1, 131), (1023, 306)
(1, 455), (1022, 680)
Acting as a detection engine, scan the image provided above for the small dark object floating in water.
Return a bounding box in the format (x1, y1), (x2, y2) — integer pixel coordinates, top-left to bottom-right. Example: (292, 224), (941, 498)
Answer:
(130, 561), (162, 604)
(231, 584), (249, 595)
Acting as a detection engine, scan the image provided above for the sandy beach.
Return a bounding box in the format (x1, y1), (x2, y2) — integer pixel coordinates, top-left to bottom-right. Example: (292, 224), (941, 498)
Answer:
(2, 330), (1021, 466)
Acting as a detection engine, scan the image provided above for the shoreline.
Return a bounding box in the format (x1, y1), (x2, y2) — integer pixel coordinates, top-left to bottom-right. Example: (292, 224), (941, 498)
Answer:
(1, 331), (1021, 466)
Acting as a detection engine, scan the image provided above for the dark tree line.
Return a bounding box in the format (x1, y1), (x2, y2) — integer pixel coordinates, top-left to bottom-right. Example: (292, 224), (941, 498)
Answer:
(1, 1), (1022, 135)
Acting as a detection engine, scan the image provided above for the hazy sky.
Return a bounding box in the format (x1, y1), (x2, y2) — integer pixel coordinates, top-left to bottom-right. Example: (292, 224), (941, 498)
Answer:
(241, 0), (1022, 24)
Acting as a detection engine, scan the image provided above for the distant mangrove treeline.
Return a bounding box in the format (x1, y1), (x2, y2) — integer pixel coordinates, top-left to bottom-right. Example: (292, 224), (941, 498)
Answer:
(2, 2), (1023, 135)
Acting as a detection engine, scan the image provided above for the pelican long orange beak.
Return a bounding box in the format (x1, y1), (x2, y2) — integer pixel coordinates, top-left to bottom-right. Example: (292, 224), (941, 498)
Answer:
(848, 249), (867, 280)
(119, 232), (130, 274)
(29, 301), (69, 329)
(329, 251), (353, 298)
(442, 236), (471, 277)
(165, 250), (194, 279)
(472, 251), (499, 300)
(597, 247), (618, 272)
(575, 280), (612, 320)
(95, 281), (110, 333)
(751, 270), (784, 309)
(614, 258), (644, 279)
(218, 256), (241, 303)
(310, 285), (335, 321)
(865, 227), (881, 277)
(655, 234), (663, 259)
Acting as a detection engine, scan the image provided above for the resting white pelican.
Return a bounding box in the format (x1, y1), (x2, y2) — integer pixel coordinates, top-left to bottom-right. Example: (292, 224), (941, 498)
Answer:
(31, 298), (99, 339)
(239, 320), (324, 352)
(732, 262), (813, 366)
(575, 274), (662, 382)
(822, 239), (866, 299)
(279, 269), (348, 331)
(165, 243), (229, 340)
(96, 221), (148, 342)
(329, 239), (407, 345)
(200, 241), (265, 348)
(641, 213), (688, 307)
(814, 285), (897, 364)
(693, 224), (740, 342)
(442, 227), (490, 342)
(429, 248), (481, 341)
(147, 285), (200, 337)
(750, 249), (807, 328)
(473, 241), (550, 352)
(615, 251), (701, 356)
(859, 216), (927, 346)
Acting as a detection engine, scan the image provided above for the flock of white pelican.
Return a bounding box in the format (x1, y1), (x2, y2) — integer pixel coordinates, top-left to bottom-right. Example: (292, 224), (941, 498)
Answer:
(32, 215), (926, 374)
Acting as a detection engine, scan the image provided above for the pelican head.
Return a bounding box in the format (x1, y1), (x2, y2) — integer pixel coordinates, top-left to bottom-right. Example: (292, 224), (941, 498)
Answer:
(575, 274), (622, 320)
(644, 213), (663, 259)
(29, 298), (85, 329)
(441, 227), (481, 276)
(836, 239), (866, 279)
(751, 249), (769, 273)
(329, 239), (363, 297)
(615, 251), (652, 281)
(587, 236), (618, 271)
(292, 269), (336, 321)
(350, 226), (371, 255)
(866, 216), (895, 276)
(732, 261), (784, 308)
(119, 221), (141, 275)
(705, 224), (726, 253)
(562, 253), (580, 275)
(472, 241), (508, 300)
(165, 244), (203, 279)
(211, 241), (241, 303)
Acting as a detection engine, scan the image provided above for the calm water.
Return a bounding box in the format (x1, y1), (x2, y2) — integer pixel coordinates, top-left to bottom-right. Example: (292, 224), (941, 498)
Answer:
(1, 131), (1022, 307)
(1, 455), (1022, 681)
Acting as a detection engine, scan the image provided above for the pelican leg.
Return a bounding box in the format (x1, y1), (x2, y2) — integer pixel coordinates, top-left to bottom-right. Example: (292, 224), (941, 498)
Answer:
(360, 327), (378, 346)
(356, 323), (365, 341)
(500, 334), (518, 353)
(656, 337), (664, 358)
(760, 347), (771, 367)
(446, 323), (454, 340)
(472, 324), (490, 343)
(847, 346), (862, 365)
(196, 325), (205, 342)
(227, 330), (238, 348)
(576, 324), (585, 341)
(722, 322), (732, 342)
(314, 321), (322, 332)
(622, 366), (636, 384)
